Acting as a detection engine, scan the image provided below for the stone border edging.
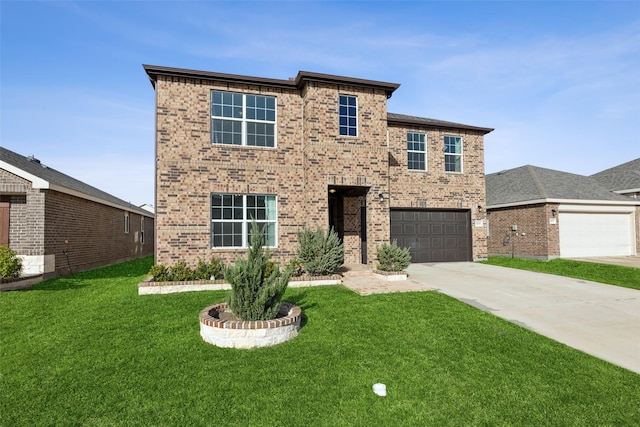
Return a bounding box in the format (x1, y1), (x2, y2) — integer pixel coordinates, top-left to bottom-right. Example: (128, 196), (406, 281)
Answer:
(0, 275), (44, 292)
(199, 302), (301, 348)
(138, 275), (342, 295)
(373, 270), (408, 281)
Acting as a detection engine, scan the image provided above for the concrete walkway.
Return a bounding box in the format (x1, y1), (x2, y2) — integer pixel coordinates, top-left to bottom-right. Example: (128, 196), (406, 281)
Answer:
(406, 262), (640, 374)
(573, 255), (640, 268)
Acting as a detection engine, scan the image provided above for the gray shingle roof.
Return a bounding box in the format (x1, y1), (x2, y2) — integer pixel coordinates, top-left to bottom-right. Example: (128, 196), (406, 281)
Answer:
(387, 112), (493, 134)
(486, 165), (636, 207)
(0, 146), (152, 217)
(590, 158), (640, 193)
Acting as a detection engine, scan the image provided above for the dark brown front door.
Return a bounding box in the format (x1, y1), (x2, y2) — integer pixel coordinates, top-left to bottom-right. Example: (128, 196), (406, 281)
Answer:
(390, 209), (471, 263)
(0, 202), (9, 246)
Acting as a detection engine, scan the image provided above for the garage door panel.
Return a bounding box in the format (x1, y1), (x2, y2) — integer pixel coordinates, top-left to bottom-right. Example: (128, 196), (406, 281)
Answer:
(559, 212), (634, 257)
(390, 209), (471, 263)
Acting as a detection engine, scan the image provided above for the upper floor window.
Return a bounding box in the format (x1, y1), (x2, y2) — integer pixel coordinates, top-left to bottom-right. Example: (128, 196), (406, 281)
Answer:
(444, 135), (463, 172)
(211, 91), (276, 147)
(407, 132), (426, 170)
(339, 95), (357, 136)
(211, 193), (277, 248)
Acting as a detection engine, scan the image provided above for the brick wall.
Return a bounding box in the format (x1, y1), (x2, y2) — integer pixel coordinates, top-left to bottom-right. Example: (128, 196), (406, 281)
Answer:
(154, 76), (306, 267)
(153, 72), (489, 267)
(388, 125), (488, 260)
(44, 190), (154, 276)
(487, 203), (560, 259)
(0, 169), (45, 257)
(301, 82), (390, 265)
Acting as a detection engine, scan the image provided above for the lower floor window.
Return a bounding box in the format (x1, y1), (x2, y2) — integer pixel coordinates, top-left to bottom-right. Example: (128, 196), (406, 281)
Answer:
(211, 193), (277, 248)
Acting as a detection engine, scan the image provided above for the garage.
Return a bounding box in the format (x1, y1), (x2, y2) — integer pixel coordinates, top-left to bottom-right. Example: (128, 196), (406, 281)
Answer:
(559, 205), (636, 257)
(390, 209), (472, 263)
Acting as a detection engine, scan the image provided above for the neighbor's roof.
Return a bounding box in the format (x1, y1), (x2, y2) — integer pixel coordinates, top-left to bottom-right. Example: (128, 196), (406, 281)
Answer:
(590, 157), (640, 194)
(0, 147), (153, 217)
(486, 165), (639, 208)
(387, 112), (493, 134)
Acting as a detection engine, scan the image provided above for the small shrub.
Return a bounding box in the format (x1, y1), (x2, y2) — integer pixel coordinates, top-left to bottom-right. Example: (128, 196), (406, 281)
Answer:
(168, 261), (196, 282)
(0, 246), (22, 281)
(148, 264), (169, 281)
(377, 240), (411, 272)
(296, 227), (344, 276)
(286, 258), (303, 277)
(195, 256), (225, 280)
(226, 222), (291, 321)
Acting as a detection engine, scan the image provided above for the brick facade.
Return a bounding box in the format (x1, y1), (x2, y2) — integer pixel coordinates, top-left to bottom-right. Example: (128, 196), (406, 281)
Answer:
(487, 203), (560, 260)
(0, 163), (154, 278)
(147, 66), (492, 267)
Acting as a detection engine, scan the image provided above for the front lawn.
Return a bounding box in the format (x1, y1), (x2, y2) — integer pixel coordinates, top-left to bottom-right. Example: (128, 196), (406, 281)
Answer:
(1, 257), (639, 426)
(482, 257), (640, 291)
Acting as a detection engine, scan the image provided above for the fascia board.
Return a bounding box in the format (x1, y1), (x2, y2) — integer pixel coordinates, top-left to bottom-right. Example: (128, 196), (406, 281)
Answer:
(0, 161), (50, 189)
(487, 198), (640, 210)
(558, 203), (637, 214)
(614, 188), (640, 194)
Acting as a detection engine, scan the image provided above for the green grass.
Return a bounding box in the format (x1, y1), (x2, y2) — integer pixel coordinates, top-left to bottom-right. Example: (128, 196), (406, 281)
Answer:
(482, 257), (640, 291)
(1, 257), (639, 426)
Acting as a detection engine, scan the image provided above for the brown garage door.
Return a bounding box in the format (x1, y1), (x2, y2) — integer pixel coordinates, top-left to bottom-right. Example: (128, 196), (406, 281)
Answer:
(390, 209), (472, 263)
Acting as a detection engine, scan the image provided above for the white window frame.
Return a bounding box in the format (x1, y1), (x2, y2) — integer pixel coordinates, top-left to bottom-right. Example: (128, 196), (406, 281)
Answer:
(211, 91), (277, 147)
(339, 94), (358, 137)
(407, 132), (427, 171)
(210, 194), (277, 248)
(444, 135), (463, 173)
(124, 211), (130, 234)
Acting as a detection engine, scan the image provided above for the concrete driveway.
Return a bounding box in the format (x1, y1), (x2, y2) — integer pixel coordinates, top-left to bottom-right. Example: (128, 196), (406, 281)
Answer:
(406, 262), (640, 374)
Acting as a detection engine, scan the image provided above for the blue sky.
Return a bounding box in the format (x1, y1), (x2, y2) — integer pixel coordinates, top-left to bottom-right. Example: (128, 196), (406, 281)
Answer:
(2, 1), (639, 205)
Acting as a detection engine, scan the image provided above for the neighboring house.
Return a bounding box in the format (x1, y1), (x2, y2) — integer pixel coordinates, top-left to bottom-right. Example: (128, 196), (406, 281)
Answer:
(140, 203), (155, 214)
(591, 158), (640, 200)
(143, 65), (493, 267)
(0, 147), (155, 278)
(486, 165), (640, 259)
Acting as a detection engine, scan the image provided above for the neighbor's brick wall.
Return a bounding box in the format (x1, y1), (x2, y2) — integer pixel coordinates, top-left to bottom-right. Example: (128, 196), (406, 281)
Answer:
(154, 76), (306, 267)
(387, 125), (488, 260)
(44, 190), (154, 277)
(487, 203), (560, 260)
(0, 169), (45, 257)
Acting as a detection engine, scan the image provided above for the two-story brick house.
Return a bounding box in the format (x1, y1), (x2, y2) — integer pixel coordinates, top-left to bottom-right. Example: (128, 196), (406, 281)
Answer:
(144, 65), (492, 267)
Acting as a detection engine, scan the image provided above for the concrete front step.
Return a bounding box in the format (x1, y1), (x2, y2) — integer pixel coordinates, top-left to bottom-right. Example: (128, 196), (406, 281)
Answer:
(337, 264), (373, 277)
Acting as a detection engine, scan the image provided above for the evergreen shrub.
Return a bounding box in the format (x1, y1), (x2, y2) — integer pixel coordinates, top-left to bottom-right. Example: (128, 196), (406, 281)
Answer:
(296, 227), (344, 276)
(226, 222), (292, 320)
(376, 240), (411, 272)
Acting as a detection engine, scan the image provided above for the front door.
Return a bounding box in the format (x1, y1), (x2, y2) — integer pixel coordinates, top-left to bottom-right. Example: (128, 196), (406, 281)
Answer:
(0, 202), (9, 246)
(328, 186), (369, 264)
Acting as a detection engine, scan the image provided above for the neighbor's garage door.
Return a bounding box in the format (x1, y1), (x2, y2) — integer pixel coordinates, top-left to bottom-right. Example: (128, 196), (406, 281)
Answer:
(559, 208), (635, 257)
(390, 209), (471, 263)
